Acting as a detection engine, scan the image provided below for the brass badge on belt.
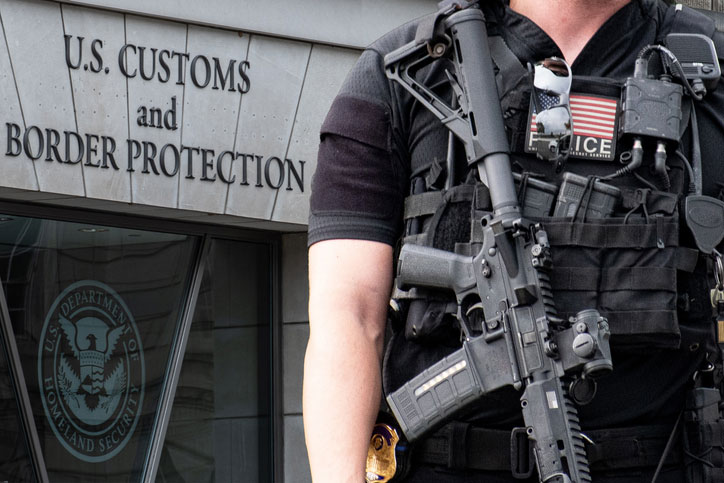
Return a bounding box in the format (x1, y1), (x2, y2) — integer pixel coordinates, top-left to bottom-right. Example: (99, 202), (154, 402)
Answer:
(365, 423), (400, 482)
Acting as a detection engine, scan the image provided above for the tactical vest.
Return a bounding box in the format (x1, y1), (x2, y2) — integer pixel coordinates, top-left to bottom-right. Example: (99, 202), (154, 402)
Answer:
(383, 4), (724, 400)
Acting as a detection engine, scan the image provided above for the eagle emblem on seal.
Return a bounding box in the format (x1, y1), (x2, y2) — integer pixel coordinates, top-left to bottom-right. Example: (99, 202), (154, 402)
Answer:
(38, 280), (145, 462)
(57, 315), (127, 422)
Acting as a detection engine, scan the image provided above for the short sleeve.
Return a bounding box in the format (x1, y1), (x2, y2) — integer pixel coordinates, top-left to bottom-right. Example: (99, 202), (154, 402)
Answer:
(308, 49), (408, 247)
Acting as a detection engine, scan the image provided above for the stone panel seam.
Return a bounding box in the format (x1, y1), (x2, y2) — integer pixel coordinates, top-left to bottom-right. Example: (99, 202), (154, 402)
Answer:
(223, 32), (252, 215)
(123, 13), (133, 203)
(269, 41), (313, 221)
(0, 3), (39, 189)
(60, 3), (88, 198)
(175, 22), (190, 210)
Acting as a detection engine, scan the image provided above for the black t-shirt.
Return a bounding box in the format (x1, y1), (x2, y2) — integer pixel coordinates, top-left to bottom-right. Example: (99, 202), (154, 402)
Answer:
(308, 0), (724, 430)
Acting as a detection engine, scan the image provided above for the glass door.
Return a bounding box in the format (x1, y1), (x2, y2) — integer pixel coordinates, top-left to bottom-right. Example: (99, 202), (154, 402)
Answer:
(0, 214), (276, 483)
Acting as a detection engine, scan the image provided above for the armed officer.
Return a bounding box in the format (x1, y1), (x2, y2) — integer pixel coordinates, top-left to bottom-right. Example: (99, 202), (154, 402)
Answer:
(304, 0), (724, 481)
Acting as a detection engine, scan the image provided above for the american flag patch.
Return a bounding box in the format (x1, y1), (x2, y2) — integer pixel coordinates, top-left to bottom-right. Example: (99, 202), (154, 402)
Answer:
(526, 93), (619, 161)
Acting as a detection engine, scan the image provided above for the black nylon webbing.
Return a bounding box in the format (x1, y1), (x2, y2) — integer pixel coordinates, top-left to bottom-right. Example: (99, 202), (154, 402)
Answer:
(402, 233), (428, 245)
(413, 426), (515, 471)
(545, 220), (679, 248)
(586, 424), (680, 469)
(404, 191), (444, 220)
(552, 248), (698, 292)
(403, 184), (482, 221)
(413, 423), (678, 471)
(552, 267), (677, 292)
(489, 35), (527, 98)
(555, 310), (679, 337)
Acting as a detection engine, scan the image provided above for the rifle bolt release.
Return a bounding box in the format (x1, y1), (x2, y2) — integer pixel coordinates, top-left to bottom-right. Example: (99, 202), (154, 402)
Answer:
(488, 247), (497, 257)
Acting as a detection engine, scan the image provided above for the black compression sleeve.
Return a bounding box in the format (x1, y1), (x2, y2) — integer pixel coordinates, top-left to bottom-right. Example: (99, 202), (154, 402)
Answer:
(308, 48), (408, 247)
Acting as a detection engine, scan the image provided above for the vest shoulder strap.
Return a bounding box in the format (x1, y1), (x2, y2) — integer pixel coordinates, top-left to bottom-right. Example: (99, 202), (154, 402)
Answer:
(661, 5), (716, 40)
(488, 35), (527, 100)
(715, 30), (724, 64)
(661, 4), (723, 65)
(692, 7), (724, 34)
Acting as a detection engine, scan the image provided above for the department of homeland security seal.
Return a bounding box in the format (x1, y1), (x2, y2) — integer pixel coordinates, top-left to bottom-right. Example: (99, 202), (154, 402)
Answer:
(38, 280), (145, 463)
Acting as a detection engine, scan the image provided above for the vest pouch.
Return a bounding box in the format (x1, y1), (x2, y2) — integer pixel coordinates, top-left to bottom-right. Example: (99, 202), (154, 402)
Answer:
(540, 191), (697, 352)
(683, 387), (724, 483)
(398, 183), (491, 343)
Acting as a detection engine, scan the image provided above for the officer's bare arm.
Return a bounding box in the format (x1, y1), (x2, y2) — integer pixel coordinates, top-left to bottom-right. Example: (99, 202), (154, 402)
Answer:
(304, 239), (393, 482)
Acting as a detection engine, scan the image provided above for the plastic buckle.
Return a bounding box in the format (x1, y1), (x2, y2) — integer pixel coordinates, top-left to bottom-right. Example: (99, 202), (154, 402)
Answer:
(510, 427), (535, 479)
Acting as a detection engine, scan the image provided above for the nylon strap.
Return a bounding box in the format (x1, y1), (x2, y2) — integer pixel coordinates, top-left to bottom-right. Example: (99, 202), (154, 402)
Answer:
(556, 310), (679, 339)
(412, 423), (678, 471)
(544, 220), (679, 248)
(488, 35), (527, 99)
(552, 267), (677, 292)
(404, 191), (444, 220)
(402, 233), (428, 246)
(585, 424), (681, 469)
(412, 426), (519, 472)
(551, 248), (698, 291)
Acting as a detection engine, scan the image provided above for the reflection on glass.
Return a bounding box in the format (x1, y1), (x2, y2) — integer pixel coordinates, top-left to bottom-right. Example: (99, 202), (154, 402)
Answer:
(158, 239), (272, 483)
(0, 329), (35, 482)
(0, 215), (198, 482)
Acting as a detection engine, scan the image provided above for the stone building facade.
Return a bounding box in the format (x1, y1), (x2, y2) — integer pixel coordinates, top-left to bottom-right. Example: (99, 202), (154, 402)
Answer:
(0, 0), (719, 482)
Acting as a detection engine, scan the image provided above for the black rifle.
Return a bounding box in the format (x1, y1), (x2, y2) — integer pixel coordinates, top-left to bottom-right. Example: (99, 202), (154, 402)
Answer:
(383, 4), (613, 482)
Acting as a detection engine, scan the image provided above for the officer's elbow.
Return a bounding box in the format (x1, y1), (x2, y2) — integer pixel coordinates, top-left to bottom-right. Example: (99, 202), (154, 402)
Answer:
(308, 239), (393, 352)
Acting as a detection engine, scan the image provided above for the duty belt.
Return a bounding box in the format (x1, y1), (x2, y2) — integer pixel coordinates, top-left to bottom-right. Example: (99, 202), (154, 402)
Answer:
(412, 422), (681, 476)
